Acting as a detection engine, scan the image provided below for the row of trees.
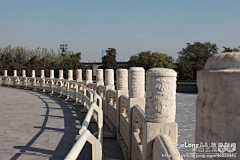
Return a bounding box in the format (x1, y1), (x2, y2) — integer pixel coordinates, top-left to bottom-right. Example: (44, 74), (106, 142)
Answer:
(2, 43), (238, 81)
(0, 45), (89, 78)
(102, 42), (238, 80)
(102, 49), (175, 70)
(128, 51), (175, 70)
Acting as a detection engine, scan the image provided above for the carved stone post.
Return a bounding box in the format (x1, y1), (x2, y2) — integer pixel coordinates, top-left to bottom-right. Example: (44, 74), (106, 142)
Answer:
(129, 67), (145, 108)
(104, 69), (115, 118)
(31, 70), (36, 89)
(128, 67), (145, 158)
(41, 70), (45, 78)
(14, 70), (17, 77)
(145, 68), (177, 123)
(142, 68), (178, 160)
(105, 69), (114, 90)
(18, 70), (26, 88)
(13, 70), (17, 86)
(68, 70), (73, 81)
(57, 70), (64, 96)
(86, 69), (93, 85)
(80, 69), (93, 112)
(4, 70), (7, 77)
(76, 69), (82, 82)
(50, 70), (54, 79)
(32, 70), (35, 78)
(96, 69), (104, 87)
(59, 70), (63, 79)
(116, 68), (128, 132)
(115, 68), (129, 159)
(196, 52), (240, 158)
(22, 70), (26, 77)
(3, 70), (8, 86)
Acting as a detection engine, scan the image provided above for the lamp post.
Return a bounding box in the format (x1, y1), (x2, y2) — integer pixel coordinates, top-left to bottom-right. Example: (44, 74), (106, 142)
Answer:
(60, 44), (68, 56)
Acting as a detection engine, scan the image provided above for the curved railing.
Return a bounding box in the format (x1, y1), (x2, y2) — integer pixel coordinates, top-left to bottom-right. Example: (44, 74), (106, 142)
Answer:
(0, 75), (103, 160)
(1, 67), (182, 160)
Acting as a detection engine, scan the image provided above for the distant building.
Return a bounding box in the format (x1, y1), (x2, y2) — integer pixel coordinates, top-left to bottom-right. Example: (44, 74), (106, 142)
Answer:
(102, 49), (105, 58)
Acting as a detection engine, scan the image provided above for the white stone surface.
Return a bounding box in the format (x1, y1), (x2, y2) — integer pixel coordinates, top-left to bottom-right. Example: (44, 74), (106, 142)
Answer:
(96, 69), (104, 87)
(129, 67), (145, 98)
(204, 52), (240, 70)
(96, 69), (103, 83)
(41, 70), (45, 78)
(116, 69), (129, 133)
(13, 70), (17, 77)
(196, 52), (240, 158)
(145, 68), (177, 123)
(4, 70), (7, 76)
(142, 121), (178, 160)
(22, 70), (26, 77)
(105, 69), (114, 87)
(50, 70), (54, 79)
(76, 69), (82, 82)
(152, 135), (182, 160)
(59, 70), (63, 79)
(86, 69), (93, 84)
(68, 70), (73, 81)
(116, 69), (128, 90)
(0, 87), (81, 159)
(32, 70), (35, 77)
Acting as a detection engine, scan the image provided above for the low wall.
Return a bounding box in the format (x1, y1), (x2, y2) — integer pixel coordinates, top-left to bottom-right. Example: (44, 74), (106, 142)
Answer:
(177, 84), (198, 93)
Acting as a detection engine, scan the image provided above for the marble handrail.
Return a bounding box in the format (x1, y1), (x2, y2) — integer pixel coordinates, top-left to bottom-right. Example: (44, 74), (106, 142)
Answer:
(1, 75), (103, 160)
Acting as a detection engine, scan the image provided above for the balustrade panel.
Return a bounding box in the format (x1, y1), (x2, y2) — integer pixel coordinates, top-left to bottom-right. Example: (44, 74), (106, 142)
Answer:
(107, 90), (117, 127)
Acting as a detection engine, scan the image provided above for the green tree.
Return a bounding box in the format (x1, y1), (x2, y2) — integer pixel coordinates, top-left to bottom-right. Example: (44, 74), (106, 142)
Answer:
(0, 45), (82, 78)
(222, 46), (240, 52)
(59, 51), (82, 78)
(102, 48), (118, 69)
(128, 51), (175, 70)
(177, 42), (218, 80)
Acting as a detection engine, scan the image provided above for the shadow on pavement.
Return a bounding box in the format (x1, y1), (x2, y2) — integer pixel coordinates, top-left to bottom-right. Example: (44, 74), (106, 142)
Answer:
(10, 90), (84, 160)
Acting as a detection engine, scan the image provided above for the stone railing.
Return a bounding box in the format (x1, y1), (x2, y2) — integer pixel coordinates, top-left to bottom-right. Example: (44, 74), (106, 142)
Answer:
(1, 52), (239, 160)
(86, 67), (182, 160)
(0, 69), (103, 160)
(0, 67), (182, 160)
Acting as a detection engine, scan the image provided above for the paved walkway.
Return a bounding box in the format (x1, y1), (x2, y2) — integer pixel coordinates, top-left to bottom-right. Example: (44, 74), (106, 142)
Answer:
(0, 86), (123, 160)
(176, 93), (197, 160)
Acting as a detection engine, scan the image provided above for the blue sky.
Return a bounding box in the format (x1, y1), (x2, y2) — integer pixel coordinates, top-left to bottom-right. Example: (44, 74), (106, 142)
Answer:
(1, 0), (240, 62)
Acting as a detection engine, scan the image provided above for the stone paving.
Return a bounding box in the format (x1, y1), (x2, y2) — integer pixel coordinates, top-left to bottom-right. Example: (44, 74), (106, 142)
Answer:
(176, 93), (197, 160)
(0, 86), (81, 160)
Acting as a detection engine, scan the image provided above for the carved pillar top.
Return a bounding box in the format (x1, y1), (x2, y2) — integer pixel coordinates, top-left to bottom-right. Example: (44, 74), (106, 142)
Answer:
(4, 70), (7, 76)
(116, 68), (128, 90)
(204, 52), (240, 70)
(59, 70), (64, 79)
(76, 69), (82, 82)
(22, 70), (26, 77)
(96, 69), (104, 87)
(129, 67), (145, 98)
(14, 70), (17, 77)
(196, 52), (240, 148)
(32, 70), (35, 78)
(96, 69), (103, 83)
(105, 69), (114, 88)
(41, 70), (45, 78)
(145, 68), (177, 123)
(68, 70), (73, 81)
(50, 70), (54, 79)
(86, 69), (93, 84)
